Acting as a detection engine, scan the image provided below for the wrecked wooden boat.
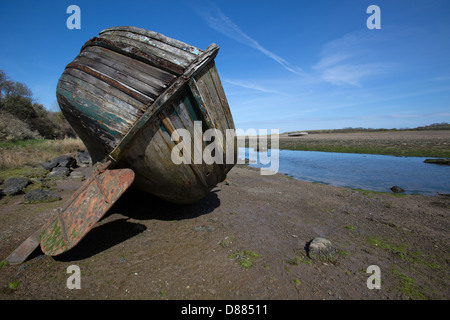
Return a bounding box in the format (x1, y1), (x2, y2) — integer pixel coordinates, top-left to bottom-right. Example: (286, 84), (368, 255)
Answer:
(57, 26), (236, 204)
(7, 26), (236, 263)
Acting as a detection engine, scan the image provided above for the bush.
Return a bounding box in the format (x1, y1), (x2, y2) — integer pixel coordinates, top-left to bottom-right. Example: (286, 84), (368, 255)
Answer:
(0, 110), (42, 141)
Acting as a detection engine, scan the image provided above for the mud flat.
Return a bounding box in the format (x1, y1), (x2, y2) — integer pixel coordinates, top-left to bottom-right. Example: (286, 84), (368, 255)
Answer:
(275, 130), (450, 157)
(0, 162), (448, 301)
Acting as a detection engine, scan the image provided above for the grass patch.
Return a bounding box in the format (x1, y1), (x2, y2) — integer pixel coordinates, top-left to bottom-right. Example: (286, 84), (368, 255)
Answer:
(0, 138), (85, 170)
(220, 236), (233, 248)
(368, 237), (442, 269)
(8, 281), (20, 290)
(286, 256), (312, 266)
(276, 137), (450, 158)
(391, 269), (427, 300)
(0, 166), (48, 182)
(229, 251), (259, 269)
(159, 290), (167, 298)
(352, 188), (408, 197)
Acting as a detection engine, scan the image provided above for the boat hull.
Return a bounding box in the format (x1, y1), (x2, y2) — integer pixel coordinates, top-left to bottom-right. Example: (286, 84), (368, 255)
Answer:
(57, 26), (236, 204)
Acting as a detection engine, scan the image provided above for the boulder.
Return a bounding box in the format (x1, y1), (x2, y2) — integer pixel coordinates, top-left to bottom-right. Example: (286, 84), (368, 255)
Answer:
(3, 177), (32, 196)
(69, 171), (85, 180)
(390, 186), (405, 193)
(48, 167), (70, 178)
(307, 237), (337, 262)
(24, 189), (61, 204)
(76, 149), (91, 167)
(41, 155), (77, 171)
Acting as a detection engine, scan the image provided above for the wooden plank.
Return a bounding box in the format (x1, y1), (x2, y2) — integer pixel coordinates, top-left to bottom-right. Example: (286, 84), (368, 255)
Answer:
(56, 91), (116, 163)
(194, 64), (228, 136)
(100, 33), (193, 69)
(72, 55), (161, 100)
(109, 44), (219, 162)
(102, 30), (199, 62)
(101, 26), (204, 56)
(208, 63), (235, 130)
(57, 78), (135, 132)
(62, 68), (149, 115)
(82, 46), (176, 89)
(81, 37), (185, 76)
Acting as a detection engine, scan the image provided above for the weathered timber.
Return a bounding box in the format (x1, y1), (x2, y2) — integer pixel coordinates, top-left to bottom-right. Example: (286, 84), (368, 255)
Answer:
(57, 26), (236, 204)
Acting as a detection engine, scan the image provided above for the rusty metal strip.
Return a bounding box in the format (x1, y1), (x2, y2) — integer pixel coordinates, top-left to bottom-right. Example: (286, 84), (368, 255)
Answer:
(40, 164), (135, 256)
(108, 43), (220, 163)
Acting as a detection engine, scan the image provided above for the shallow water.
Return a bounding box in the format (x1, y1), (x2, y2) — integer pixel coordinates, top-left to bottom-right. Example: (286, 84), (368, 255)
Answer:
(238, 148), (450, 195)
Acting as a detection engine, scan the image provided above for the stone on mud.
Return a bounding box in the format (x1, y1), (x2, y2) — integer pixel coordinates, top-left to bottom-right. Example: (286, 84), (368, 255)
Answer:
(41, 155), (77, 171)
(3, 177), (32, 196)
(24, 189), (61, 204)
(390, 186), (405, 193)
(76, 149), (92, 167)
(48, 167), (70, 178)
(307, 237), (337, 262)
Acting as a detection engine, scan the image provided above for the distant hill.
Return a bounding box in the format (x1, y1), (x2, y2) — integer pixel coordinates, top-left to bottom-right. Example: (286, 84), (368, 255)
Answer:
(287, 122), (450, 135)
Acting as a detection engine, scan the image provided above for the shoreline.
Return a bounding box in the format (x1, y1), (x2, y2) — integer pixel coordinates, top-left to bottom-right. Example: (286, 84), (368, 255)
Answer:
(0, 163), (449, 300)
(240, 130), (450, 158)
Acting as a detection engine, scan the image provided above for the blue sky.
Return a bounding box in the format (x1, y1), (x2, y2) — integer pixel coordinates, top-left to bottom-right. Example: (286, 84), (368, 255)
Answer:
(0, 0), (449, 132)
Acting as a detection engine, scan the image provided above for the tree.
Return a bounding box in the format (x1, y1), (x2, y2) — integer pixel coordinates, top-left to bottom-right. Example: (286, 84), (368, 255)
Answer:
(0, 69), (78, 141)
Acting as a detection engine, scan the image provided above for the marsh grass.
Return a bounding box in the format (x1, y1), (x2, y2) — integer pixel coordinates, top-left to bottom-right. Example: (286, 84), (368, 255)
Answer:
(229, 251), (259, 269)
(0, 138), (85, 170)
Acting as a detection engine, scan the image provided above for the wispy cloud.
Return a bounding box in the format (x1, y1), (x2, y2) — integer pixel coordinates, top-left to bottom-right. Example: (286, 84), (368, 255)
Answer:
(223, 78), (289, 96)
(196, 4), (305, 76)
(313, 30), (391, 86)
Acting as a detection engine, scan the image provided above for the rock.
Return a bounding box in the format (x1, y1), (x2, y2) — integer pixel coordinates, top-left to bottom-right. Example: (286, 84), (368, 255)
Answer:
(76, 149), (92, 167)
(41, 155), (77, 171)
(424, 158), (450, 165)
(307, 237), (337, 262)
(390, 186), (405, 193)
(194, 225), (215, 232)
(69, 171), (85, 180)
(48, 167), (70, 178)
(3, 177), (31, 195)
(24, 189), (61, 204)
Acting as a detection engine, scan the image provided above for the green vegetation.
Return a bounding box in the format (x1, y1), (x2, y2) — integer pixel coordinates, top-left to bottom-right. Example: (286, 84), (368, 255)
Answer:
(0, 138), (84, 170)
(367, 237), (442, 269)
(301, 123), (450, 134)
(277, 142), (450, 158)
(229, 251), (259, 269)
(391, 269), (427, 300)
(0, 69), (76, 142)
(245, 123), (450, 157)
(8, 281), (20, 290)
(159, 290), (167, 297)
(286, 256), (312, 266)
(220, 236), (233, 248)
(351, 188), (408, 197)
